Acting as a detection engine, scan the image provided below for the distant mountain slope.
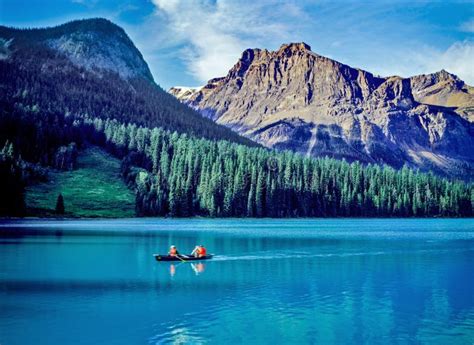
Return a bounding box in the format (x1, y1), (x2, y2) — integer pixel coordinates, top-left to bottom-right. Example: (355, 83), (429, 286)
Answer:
(0, 18), (255, 146)
(169, 86), (203, 101)
(171, 43), (474, 178)
(0, 18), (153, 81)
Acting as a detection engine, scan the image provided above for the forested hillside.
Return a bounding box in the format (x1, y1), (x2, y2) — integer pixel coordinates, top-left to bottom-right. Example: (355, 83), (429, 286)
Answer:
(94, 118), (473, 217)
(0, 19), (255, 146)
(2, 104), (471, 217)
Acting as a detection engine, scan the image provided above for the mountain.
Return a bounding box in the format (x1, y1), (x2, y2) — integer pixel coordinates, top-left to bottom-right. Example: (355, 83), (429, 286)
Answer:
(0, 18), (254, 146)
(169, 86), (203, 101)
(409, 70), (474, 122)
(171, 43), (474, 177)
(1, 18), (152, 81)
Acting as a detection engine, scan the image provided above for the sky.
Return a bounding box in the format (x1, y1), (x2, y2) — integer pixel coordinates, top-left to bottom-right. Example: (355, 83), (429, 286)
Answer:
(1, 0), (473, 89)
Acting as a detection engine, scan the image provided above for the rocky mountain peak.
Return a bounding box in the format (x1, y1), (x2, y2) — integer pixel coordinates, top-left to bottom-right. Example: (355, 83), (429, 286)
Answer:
(435, 69), (460, 82)
(229, 42), (314, 80)
(411, 70), (461, 89)
(230, 48), (260, 78)
(279, 42), (311, 53)
(409, 69), (473, 121)
(241, 48), (261, 61)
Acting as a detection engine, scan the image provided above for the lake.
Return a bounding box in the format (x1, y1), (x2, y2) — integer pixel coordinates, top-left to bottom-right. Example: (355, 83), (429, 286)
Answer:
(0, 218), (473, 344)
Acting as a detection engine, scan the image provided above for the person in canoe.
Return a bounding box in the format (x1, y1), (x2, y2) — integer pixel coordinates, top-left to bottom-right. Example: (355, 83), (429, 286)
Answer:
(168, 245), (179, 257)
(191, 244), (207, 258)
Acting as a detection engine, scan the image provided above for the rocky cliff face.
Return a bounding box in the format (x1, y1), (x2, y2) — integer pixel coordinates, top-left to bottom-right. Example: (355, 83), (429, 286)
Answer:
(171, 43), (474, 177)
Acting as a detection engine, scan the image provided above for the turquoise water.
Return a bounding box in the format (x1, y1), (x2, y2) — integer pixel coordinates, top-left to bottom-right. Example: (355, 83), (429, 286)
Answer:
(0, 218), (473, 344)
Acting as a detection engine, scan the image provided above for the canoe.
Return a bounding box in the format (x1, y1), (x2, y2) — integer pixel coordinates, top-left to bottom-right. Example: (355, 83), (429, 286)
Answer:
(153, 254), (214, 262)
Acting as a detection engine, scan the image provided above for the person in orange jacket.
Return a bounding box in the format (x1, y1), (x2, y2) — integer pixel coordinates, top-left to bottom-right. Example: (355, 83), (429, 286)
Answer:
(191, 245), (207, 258)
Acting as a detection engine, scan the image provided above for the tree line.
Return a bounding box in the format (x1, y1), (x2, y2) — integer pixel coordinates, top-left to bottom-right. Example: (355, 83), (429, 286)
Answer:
(88, 117), (473, 217)
(1, 107), (472, 217)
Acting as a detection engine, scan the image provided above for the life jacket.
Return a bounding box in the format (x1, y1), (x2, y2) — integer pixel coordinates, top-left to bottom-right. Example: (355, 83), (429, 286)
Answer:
(198, 247), (207, 257)
(169, 248), (177, 256)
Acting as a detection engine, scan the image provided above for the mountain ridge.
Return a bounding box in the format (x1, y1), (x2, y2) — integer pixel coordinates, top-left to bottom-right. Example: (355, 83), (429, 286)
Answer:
(0, 18), (154, 81)
(170, 42), (474, 178)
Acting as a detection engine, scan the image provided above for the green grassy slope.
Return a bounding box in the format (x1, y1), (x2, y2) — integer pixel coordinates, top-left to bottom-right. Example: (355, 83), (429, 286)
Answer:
(26, 147), (135, 217)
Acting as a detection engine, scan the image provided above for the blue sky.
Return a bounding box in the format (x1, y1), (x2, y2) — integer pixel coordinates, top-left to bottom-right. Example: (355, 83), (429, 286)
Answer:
(1, 0), (473, 89)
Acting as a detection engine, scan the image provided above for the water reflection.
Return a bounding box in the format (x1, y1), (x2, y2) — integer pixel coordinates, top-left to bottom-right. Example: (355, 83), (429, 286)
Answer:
(0, 219), (473, 345)
(190, 262), (205, 275)
(167, 262), (206, 277)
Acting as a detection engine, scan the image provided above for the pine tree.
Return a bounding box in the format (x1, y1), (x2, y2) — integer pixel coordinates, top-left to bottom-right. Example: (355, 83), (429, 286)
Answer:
(55, 193), (65, 214)
(255, 170), (265, 217)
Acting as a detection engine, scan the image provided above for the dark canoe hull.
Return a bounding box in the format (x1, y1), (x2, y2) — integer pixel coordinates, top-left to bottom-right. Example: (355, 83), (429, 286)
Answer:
(153, 254), (214, 262)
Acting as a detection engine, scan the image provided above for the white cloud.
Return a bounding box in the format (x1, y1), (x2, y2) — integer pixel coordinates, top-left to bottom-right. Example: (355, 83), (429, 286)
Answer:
(430, 41), (474, 84)
(150, 0), (298, 83)
(139, 1), (474, 87)
(71, 0), (99, 8)
(354, 40), (474, 85)
(459, 19), (474, 33)
(405, 41), (474, 84)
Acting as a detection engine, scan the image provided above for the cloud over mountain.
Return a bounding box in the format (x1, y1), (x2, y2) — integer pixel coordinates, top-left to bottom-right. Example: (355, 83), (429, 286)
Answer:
(149, 1), (474, 86)
(150, 0), (301, 82)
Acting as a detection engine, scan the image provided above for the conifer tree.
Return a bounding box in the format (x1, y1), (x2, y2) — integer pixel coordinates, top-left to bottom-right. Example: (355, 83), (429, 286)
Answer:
(55, 193), (65, 214)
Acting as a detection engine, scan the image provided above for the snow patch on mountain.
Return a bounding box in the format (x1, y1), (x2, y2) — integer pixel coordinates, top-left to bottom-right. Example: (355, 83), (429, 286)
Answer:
(169, 86), (203, 101)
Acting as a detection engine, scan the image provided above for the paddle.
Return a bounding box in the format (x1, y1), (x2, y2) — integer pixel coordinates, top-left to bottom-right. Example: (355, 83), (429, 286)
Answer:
(175, 254), (187, 262)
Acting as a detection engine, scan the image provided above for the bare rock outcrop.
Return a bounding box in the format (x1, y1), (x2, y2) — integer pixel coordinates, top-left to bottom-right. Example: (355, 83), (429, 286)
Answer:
(410, 70), (474, 121)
